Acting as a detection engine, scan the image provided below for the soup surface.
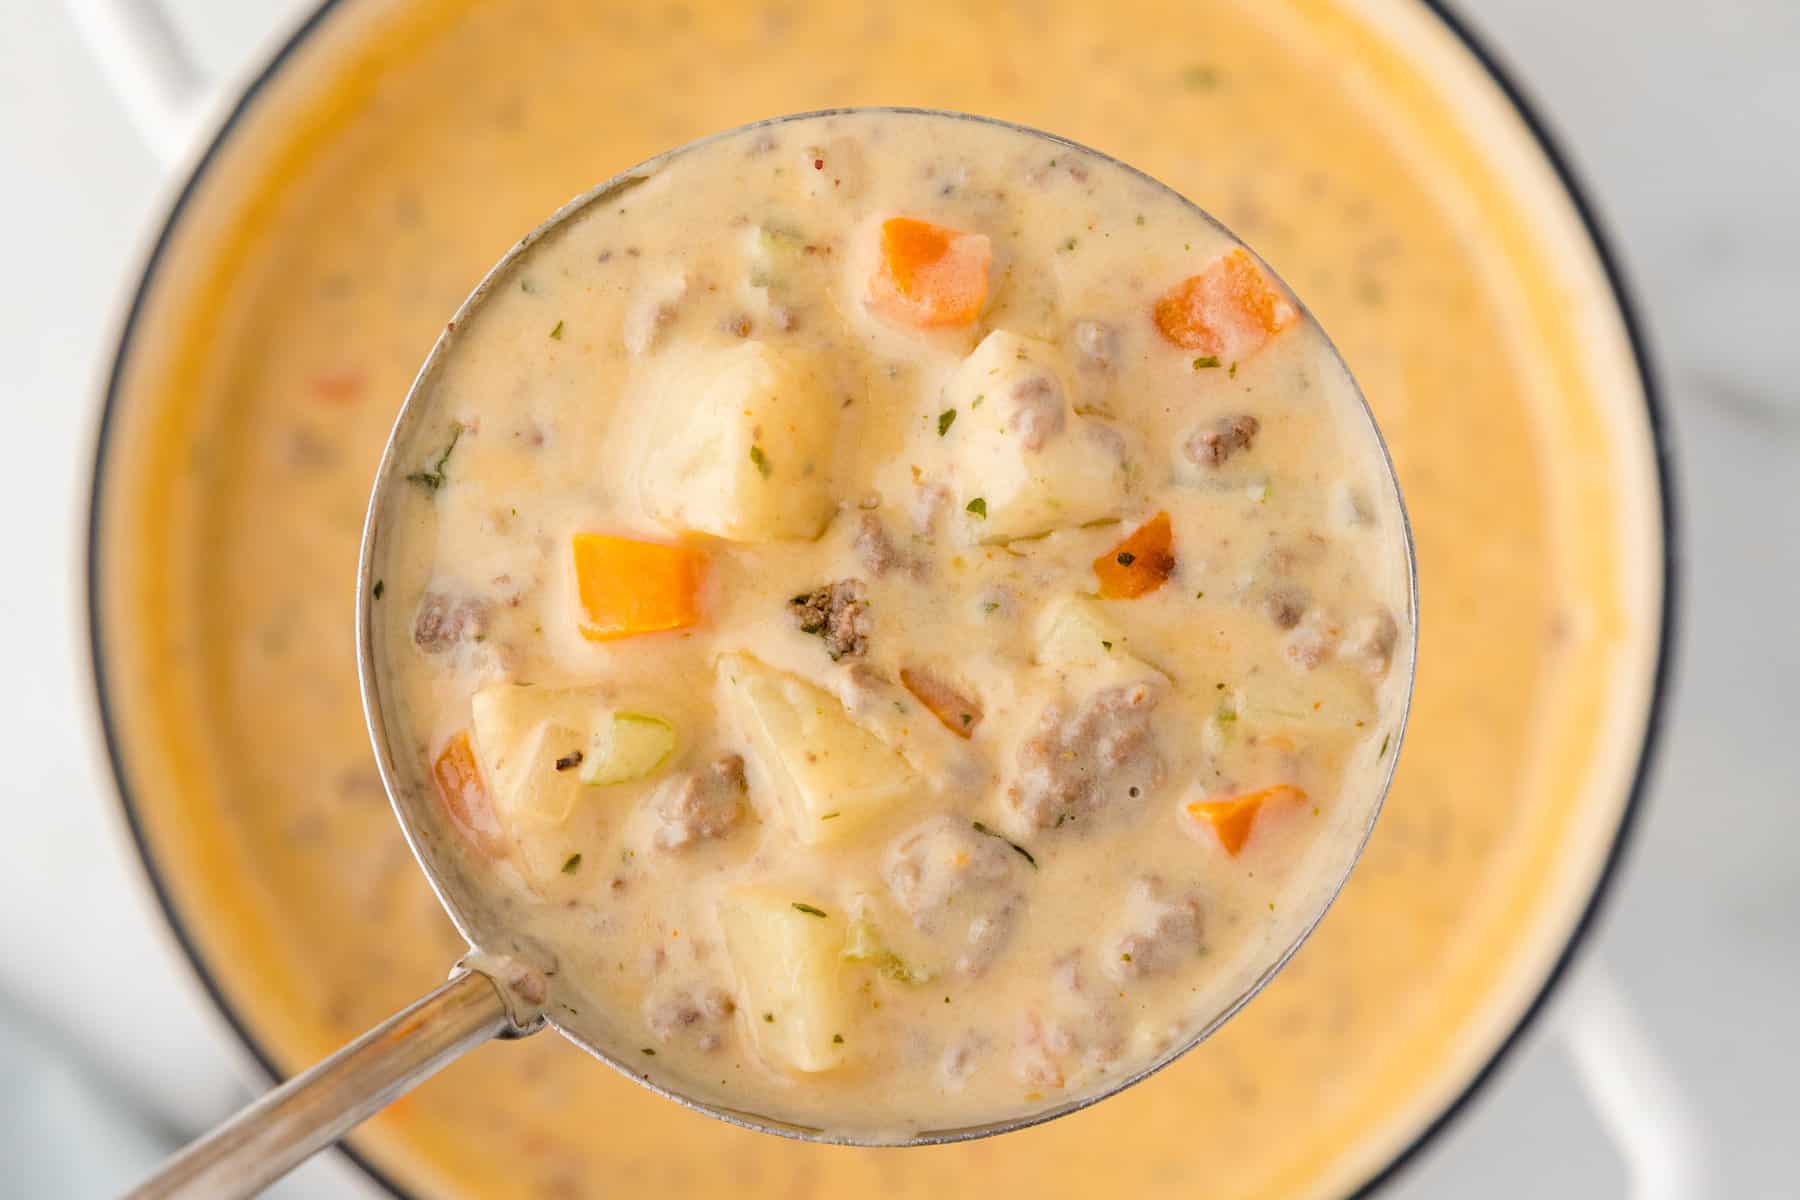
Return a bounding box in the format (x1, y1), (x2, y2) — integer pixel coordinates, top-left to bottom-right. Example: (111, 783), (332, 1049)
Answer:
(370, 110), (1412, 1135)
(97, 0), (1658, 1196)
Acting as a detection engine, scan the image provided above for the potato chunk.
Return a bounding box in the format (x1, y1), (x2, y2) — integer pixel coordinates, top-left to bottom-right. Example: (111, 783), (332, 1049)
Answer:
(717, 653), (919, 844)
(469, 684), (604, 829)
(634, 341), (841, 542)
(1035, 595), (1166, 689)
(941, 331), (1129, 542)
(718, 887), (849, 1073)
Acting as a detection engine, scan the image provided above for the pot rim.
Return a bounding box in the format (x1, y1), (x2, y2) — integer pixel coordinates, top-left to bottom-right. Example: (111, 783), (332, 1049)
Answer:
(81, 0), (1677, 1194)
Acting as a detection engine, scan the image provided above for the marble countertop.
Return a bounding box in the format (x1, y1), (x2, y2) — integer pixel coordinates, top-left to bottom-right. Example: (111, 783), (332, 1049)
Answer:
(0, 0), (1792, 1194)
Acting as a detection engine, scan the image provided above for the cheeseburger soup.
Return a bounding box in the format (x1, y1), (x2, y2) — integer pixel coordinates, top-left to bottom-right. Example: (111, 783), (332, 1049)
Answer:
(370, 111), (1412, 1135)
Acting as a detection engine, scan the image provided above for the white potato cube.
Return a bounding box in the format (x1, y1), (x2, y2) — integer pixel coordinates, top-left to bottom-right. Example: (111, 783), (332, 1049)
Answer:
(718, 887), (849, 1073)
(942, 331), (1129, 542)
(634, 340), (841, 542)
(469, 684), (605, 829)
(1035, 594), (1167, 688)
(717, 653), (920, 844)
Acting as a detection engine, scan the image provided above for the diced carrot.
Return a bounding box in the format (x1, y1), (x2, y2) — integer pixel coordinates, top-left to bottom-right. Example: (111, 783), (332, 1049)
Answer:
(1185, 784), (1307, 857)
(1152, 248), (1297, 357)
(1094, 512), (1175, 599)
(433, 731), (503, 853)
(900, 666), (984, 739)
(571, 533), (704, 642)
(869, 217), (992, 328)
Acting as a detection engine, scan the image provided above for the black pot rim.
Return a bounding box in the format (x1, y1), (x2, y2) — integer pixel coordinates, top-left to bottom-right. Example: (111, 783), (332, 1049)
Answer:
(83, 1), (1677, 1195)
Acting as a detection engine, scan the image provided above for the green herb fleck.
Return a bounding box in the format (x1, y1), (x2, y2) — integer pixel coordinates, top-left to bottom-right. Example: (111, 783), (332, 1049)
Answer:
(749, 444), (772, 478)
(1195, 590), (1205, 600)
(832, 1033), (844, 1045)
(1116, 551), (1137, 566)
(406, 422), (464, 491)
(938, 408), (957, 436)
(966, 497), (987, 519)
(1192, 355), (1221, 370)
(1229, 361), (1239, 379)
(1135, 213), (1146, 226)
(820, 811), (841, 821)
(1101, 640), (1113, 652)
(554, 750), (583, 772)
(1182, 64), (1221, 91)
(372, 579), (385, 600)
(549, 319), (564, 340)
(763, 1012), (775, 1023)
(1121, 952), (1133, 963)
(982, 600), (1000, 614)
(960, 712), (973, 727)
(1379, 733), (1392, 758)
(640, 1047), (656, 1056)
(972, 820), (1038, 869)
(972, 393), (985, 409)
(1063, 236), (1079, 252)
(793, 902), (828, 918)
(562, 853), (582, 874)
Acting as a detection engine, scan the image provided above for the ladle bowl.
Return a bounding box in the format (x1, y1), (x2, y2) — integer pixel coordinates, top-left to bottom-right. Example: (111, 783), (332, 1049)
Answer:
(127, 107), (1417, 1199)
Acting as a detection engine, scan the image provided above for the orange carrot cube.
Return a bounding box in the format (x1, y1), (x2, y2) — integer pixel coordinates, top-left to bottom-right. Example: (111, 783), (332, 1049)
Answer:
(433, 731), (503, 853)
(1185, 784), (1307, 857)
(572, 533), (705, 642)
(1152, 249), (1297, 358)
(869, 217), (991, 328)
(1093, 511), (1176, 599)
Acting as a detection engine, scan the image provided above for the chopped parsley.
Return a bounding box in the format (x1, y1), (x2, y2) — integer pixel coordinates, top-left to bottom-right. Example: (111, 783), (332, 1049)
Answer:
(972, 820), (1037, 869)
(1121, 952), (1133, 963)
(981, 600), (1000, 614)
(832, 1033), (845, 1045)
(1379, 732), (1392, 758)
(405, 422), (463, 491)
(763, 1012), (775, 1023)
(1116, 551), (1137, 567)
(1192, 355), (1222, 370)
(960, 712), (973, 727)
(938, 408), (957, 436)
(640, 1047), (655, 1056)
(549, 319), (564, 340)
(371, 579), (385, 600)
(1135, 213), (1146, 226)
(554, 750), (583, 772)
(820, 811), (841, 821)
(749, 444), (772, 478)
(792, 902), (828, 918)
(1229, 361), (1239, 379)
(972, 393), (985, 409)
(1101, 640), (1114, 652)
(1062, 236), (1079, 252)
(562, 853), (582, 874)
(965, 497), (987, 519)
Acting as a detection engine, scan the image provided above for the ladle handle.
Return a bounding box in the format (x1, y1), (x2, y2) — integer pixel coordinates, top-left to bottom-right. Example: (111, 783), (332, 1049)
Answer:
(125, 969), (512, 1199)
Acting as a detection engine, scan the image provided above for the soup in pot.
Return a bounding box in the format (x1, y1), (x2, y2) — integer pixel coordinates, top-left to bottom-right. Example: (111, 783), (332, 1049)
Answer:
(95, 0), (1660, 1195)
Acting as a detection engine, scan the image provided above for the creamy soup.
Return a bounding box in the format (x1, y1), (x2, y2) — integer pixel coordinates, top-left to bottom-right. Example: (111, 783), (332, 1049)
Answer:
(95, 0), (1660, 1195)
(369, 111), (1412, 1136)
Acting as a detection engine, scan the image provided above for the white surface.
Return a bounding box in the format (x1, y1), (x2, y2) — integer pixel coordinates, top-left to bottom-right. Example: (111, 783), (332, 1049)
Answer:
(0, 0), (1793, 1195)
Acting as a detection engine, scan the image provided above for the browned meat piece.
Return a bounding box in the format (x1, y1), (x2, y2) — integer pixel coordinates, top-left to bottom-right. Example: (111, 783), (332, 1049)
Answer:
(1262, 584), (1310, 630)
(413, 590), (491, 653)
(884, 815), (1021, 975)
(1183, 413), (1261, 467)
(653, 754), (747, 851)
(1105, 877), (1205, 981)
(1007, 682), (1164, 830)
(1284, 609), (1340, 670)
(1007, 374), (1068, 450)
(644, 984), (736, 1052)
(788, 578), (870, 660)
(1070, 319), (1120, 371)
(1343, 609), (1400, 675)
(1012, 952), (1125, 1089)
(854, 512), (913, 578)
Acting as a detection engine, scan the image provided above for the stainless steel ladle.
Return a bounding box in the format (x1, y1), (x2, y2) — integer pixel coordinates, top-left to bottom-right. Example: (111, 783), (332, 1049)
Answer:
(127, 107), (1417, 1199)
